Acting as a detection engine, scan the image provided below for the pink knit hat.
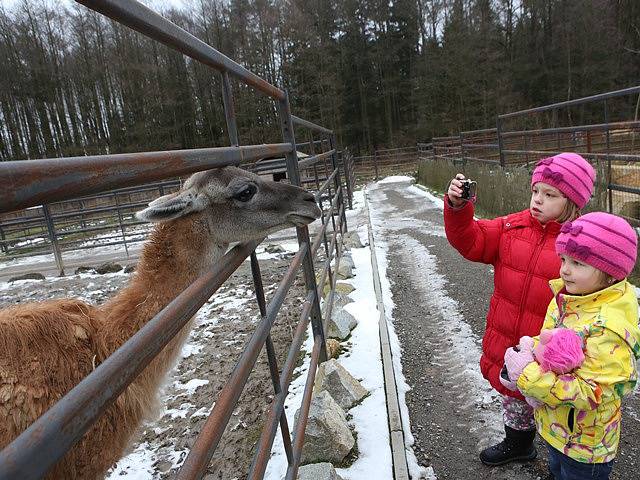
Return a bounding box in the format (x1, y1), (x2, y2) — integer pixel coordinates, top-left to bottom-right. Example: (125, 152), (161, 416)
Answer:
(556, 212), (638, 280)
(531, 153), (596, 208)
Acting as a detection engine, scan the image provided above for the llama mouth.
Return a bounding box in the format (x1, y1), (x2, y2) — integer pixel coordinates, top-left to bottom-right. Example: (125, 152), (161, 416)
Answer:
(287, 213), (319, 227)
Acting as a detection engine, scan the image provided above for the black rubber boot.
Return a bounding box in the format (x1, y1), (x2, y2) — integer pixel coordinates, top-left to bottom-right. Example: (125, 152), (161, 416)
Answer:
(479, 425), (537, 466)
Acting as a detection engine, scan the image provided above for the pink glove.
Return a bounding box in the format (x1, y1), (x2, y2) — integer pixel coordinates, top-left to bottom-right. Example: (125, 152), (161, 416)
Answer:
(534, 328), (584, 374)
(500, 336), (535, 390)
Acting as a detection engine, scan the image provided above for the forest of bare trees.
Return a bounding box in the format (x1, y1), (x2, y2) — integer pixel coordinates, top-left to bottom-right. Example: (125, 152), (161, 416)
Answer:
(1, 0), (639, 159)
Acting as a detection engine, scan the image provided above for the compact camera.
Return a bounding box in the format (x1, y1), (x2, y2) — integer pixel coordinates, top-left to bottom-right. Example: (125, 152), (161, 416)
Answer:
(460, 179), (477, 200)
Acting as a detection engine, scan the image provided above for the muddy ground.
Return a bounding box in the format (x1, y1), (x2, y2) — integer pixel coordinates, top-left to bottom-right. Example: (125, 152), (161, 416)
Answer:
(0, 249), (309, 479)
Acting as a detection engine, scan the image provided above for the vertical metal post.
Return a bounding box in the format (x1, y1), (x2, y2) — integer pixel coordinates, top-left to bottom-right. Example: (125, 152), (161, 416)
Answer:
(330, 133), (348, 233)
(222, 71), (239, 147)
(114, 192), (130, 258)
(0, 223), (7, 254)
(340, 150), (353, 209)
(373, 149), (379, 180)
(459, 132), (466, 168)
(277, 92), (327, 364)
(604, 100), (612, 213)
(496, 116), (506, 167)
(42, 204), (64, 276)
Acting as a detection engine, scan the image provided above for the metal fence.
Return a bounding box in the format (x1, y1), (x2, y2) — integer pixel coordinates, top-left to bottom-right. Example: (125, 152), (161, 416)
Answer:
(0, 138), (354, 276)
(0, 1), (352, 479)
(420, 85), (640, 225)
(350, 146), (420, 182)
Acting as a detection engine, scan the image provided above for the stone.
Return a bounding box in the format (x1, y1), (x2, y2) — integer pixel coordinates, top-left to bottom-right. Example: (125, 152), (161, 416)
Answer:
(314, 359), (368, 410)
(342, 231), (364, 249)
(324, 282), (355, 297)
(296, 463), (345, 480)
(94, 262), (123, 274)
(337, 255), (355, 279)
(327, 308), (358, 340)
(124, 264), (136, 274)
(327, 292), (353, 309)
(9, 272), (45, 282)
(294, 391), (354, 464)
(265, 243), (285, 253)
(74, 266), (94, 275)
(326, 339), (341, 359)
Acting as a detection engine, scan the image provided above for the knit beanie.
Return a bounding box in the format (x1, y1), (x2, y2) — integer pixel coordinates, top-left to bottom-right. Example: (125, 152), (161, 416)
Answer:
(531, 153), (596, 209)
(556, 212), (638, 280)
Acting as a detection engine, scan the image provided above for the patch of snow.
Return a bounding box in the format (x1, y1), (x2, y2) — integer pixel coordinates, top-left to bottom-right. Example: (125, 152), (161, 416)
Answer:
(173, 378), (209, 396)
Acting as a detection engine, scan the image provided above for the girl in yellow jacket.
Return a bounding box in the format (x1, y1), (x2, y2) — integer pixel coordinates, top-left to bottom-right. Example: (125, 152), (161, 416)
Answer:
(502, 212), (640, 480)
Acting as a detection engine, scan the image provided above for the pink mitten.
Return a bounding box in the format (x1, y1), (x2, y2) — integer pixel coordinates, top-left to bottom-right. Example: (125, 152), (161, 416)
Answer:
(535, 328), (584, 374)
(504, 343), (535, 382)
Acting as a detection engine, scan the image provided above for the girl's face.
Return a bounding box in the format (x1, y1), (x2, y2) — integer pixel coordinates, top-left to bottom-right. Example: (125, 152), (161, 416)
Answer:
(559, 254), (610, 295)
(530, 182), (568, 224)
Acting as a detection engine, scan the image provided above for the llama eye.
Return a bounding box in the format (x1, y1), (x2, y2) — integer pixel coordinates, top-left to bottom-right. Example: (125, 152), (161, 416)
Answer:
(234, 184), (257, 202)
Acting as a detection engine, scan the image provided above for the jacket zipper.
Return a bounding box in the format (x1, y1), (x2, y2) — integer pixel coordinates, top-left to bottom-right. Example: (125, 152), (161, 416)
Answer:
(513, 228), (547, 341)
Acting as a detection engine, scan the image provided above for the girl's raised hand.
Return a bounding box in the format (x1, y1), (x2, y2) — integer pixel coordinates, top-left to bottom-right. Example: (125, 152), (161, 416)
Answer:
(447, 173), (466, 207)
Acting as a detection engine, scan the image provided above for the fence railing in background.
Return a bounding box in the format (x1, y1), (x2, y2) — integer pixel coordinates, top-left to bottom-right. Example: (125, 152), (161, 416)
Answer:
(419, 85), (640, 226)
(0, 1), (350, 480)
(350, 146), (419, 181)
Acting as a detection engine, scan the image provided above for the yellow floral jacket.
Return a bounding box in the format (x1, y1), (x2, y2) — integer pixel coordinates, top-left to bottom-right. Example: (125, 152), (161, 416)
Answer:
(517, 278), (640, 463)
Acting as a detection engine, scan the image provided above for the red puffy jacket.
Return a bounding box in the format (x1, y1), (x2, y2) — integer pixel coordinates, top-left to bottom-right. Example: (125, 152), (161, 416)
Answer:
(444, 200), (561, 399)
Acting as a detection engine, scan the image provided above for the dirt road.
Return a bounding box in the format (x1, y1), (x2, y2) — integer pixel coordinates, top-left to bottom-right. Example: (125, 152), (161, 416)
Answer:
(366, 177), (640, 480)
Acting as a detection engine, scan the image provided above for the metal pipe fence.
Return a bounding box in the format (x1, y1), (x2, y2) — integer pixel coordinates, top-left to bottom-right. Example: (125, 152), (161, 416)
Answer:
(419, 85), (640, 225)
(350, 146), (419, 182)
(0, 1), (351, 479)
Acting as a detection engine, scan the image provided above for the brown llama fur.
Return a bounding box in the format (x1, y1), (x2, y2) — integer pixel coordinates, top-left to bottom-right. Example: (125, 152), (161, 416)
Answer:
(0, 167), (320, 479)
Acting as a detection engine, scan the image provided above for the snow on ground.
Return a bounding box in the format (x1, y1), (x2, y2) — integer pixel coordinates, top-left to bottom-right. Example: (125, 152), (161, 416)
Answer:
(264, 190), (394, 479)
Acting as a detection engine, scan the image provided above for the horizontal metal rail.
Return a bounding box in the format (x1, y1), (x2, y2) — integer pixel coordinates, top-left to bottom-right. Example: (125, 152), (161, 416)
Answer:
(501, 120), (640, 138)
(77, 0), (284, 100)
(502, 149), (640, 161)
(1, 143), (292, 214)
(499, 85), (640, 119)
(291, 115), (333, 135)
(0, 240), (260, 480)
(609, 183), (640, 195)
(298, 150), (336, 169)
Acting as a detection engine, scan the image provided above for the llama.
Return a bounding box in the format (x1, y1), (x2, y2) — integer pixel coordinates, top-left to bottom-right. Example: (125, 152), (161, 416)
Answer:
(0, 166), (321, 479)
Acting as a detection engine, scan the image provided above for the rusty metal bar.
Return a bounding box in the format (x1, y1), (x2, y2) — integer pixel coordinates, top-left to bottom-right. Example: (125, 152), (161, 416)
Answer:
(247, 290), (315, 480)
(284, 337), (323, 480)
(501, 120), (640, 138)
(297, 149), (336, 169)
(330, 134), (347, 232)
(0, 240), (260, 480)
(222, 72), (239, 147)
(176, 242), (308, 479)
(291, 115), (333, 135)
(0, 143), (293, 214)
(501, 149), (640, 161)
(76, 0), (285, 100)
(499, 85), (640, 120)
(316, 169), (339, 197)
(42, 204), (65, 276)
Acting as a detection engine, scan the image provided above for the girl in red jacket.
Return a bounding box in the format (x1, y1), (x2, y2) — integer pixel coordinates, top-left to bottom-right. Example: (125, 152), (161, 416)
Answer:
(444, 153), (596, 466)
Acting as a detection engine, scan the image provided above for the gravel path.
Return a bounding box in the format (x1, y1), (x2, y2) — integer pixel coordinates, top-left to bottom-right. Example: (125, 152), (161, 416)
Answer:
(366, 177), (640, 480)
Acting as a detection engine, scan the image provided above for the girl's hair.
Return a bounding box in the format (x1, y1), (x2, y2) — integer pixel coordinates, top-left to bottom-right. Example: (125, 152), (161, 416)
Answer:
(556, 199), (581, 224)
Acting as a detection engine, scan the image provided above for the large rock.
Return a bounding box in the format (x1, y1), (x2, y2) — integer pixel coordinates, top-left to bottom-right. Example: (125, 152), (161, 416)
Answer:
(94, 262), (123, 274)
(324, 282), (355, 297)
(9, 272), (45, 282)
(327, 308), (358, 340)
(314, 359), (368, 410)
(328, 292), (354, 310)
(296, 463), (344, 480)
(342, 231), (364, 249)
(294, 391), (354, 465)
(326, 339), (341, 359)
(337, 255), (355, 279)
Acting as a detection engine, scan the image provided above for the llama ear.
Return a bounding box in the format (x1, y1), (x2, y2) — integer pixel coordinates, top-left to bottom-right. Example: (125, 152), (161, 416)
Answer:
(136, 190), (206, 223)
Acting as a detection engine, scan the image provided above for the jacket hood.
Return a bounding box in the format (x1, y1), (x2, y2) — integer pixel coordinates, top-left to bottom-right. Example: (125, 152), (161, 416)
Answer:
(549, 278), (640, 360)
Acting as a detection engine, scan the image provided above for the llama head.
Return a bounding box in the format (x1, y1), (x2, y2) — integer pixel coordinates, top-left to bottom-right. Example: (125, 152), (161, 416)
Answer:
(136, 166), (321, 243)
